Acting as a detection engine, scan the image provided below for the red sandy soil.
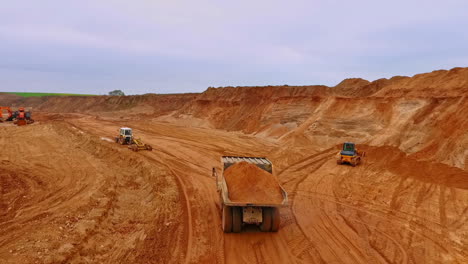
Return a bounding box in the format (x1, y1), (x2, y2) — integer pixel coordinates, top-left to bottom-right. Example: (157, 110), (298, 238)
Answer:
(224, 161), (283, 204)
(0, 67), (467, 263)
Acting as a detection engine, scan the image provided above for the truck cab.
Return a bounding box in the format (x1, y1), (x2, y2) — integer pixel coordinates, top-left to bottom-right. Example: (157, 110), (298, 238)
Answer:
(116, 127), (133, 145)
(337, 142), (363, 166)
(341, 142), (356, 156)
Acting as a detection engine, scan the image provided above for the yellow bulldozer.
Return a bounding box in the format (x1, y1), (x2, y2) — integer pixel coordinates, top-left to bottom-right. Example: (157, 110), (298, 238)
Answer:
(336, 142), (365, 167)
(115, 127), (152, 152)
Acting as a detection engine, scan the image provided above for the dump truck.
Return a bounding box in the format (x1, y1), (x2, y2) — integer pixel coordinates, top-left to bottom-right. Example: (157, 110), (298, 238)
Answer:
(336, 142), (365, 166)
(213, 156), (288, 233)
(115, 127), (152, 151)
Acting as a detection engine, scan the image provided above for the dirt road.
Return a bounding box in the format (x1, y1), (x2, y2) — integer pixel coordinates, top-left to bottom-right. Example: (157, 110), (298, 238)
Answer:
(1, 114), (467, 263)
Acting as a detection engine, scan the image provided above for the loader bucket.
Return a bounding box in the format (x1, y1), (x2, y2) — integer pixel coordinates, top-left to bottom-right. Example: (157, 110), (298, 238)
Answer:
(17, 119), (27, 126)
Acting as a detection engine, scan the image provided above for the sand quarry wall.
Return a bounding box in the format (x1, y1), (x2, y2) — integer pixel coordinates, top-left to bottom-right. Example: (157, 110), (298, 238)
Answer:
(0, 93), (197, 116)
(171, 68), (467, 170)
(1, 67), (467, 169)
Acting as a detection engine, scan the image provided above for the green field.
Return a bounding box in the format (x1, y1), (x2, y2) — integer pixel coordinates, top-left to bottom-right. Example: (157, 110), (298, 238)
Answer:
(2, 92), (97, 97)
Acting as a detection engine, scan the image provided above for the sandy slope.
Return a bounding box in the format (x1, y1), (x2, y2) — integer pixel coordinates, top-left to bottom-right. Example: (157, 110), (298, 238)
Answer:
(0, 122), (186, 263)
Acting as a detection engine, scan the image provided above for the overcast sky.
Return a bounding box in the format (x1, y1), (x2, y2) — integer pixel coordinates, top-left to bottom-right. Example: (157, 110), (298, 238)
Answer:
(1, 0), (467, 94)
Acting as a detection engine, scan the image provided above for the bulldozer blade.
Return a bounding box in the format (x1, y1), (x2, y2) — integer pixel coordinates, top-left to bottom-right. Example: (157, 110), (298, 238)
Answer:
(17, 120), (27, 126)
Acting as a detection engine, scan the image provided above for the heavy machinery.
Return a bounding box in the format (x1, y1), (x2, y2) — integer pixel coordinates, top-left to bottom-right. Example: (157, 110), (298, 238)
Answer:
(0, 107), (13, 122)
(15, 107), (27, 126)
(336, 142), (365, 167)
(13, 107), (34, 126)
(213, 156), (288, 233)
(128, 138), (153, 152)
(115, 127), (152, 151)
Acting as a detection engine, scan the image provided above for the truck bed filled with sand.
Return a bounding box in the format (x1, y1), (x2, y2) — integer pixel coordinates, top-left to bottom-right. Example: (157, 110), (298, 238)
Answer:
(223, 161), (283, 204)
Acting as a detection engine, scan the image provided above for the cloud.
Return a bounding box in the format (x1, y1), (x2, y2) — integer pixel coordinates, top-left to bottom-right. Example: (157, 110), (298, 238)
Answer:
(0, 0), (467, 94)
(0, 24), (172, 55)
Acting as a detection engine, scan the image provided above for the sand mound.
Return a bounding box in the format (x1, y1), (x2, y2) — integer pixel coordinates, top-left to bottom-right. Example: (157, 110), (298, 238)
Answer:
(224, 161), (283, 204)
(373, 67), (468, 97)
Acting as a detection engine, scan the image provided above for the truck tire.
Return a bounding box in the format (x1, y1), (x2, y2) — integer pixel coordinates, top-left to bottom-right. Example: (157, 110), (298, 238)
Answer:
(260, 207), (272, 232)
(270, 207), (280, 232)
(222, 205), (232, 233)
(232, 207), (242, 233)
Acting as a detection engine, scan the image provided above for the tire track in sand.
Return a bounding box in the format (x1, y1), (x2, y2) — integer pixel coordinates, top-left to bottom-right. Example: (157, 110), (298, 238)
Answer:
(275, 148), (338, 263)
(65, 118), (194, 263)
(142, 153), (194, 264)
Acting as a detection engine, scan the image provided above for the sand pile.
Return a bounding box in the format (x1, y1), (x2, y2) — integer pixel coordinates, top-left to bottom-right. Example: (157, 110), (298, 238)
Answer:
(224, 161), (283, 204)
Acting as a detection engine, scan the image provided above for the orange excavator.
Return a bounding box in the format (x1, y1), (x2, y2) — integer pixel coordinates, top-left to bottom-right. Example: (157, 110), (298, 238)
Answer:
(0, 107), (13, 122)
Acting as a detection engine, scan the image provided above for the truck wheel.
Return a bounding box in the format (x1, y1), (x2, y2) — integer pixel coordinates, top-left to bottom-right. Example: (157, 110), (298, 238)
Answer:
(260, 207), (272, 232)
(336, 159), (342, 165)
(115, 137), (119, 143)
(222, 205), (232, 233)
(270, 207), (280, 232)
(232, 207), (242, 233)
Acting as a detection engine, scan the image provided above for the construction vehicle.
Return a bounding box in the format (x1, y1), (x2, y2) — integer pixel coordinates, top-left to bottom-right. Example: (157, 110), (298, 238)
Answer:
(0, 107), (13, 122)
(128, 138), (153, 152)
(336, 142), (365, 167)
(213, 156), (288, 233)
(115, 127), (152, 151)
(13, 107), (34, 126)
